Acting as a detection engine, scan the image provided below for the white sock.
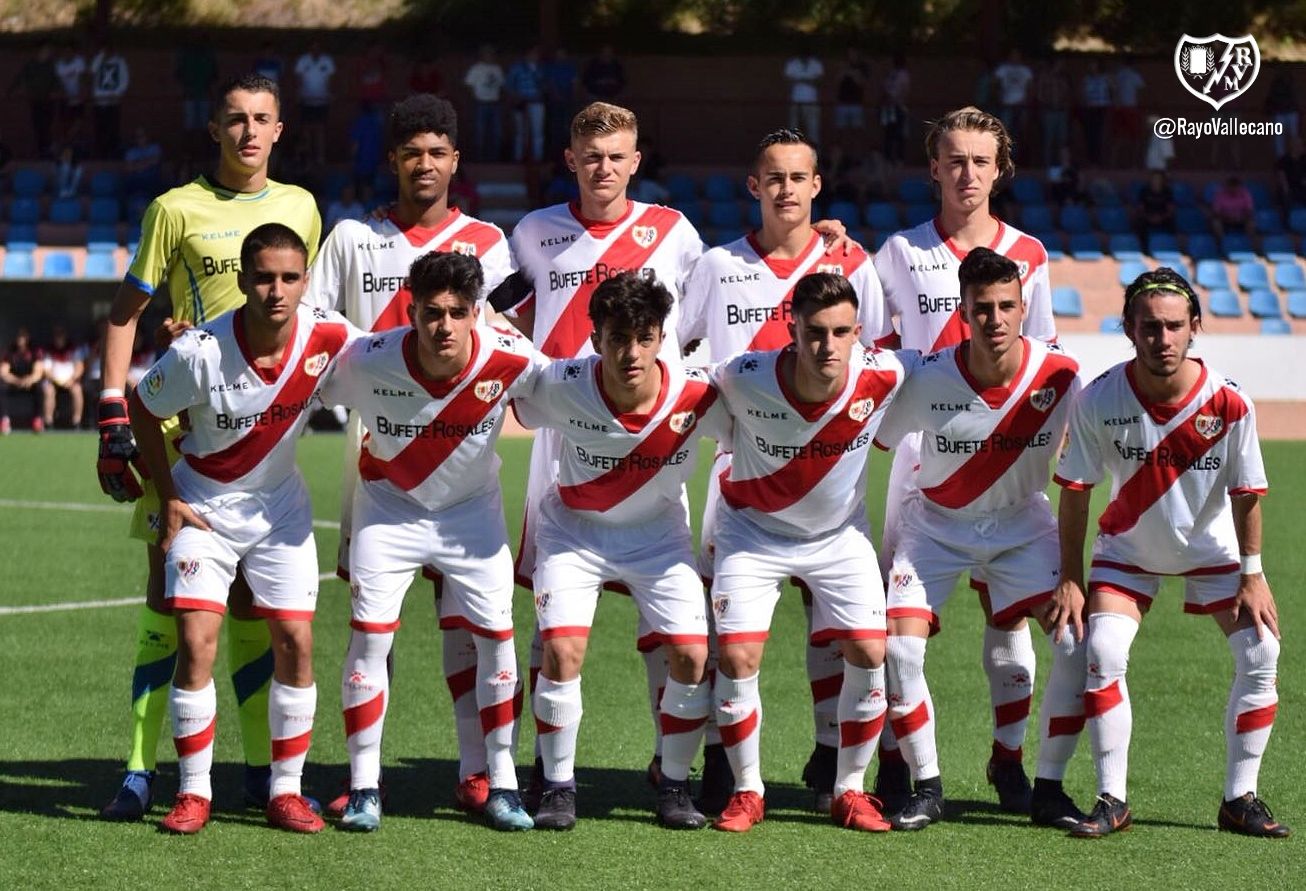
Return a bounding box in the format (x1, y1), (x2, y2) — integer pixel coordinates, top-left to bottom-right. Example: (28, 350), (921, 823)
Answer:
(171, 680), (217, 800)
(533, 675), (582, 784)
(1035, 630), (1086, 781)
(474, 635), (519, 790)
(342, 629), (392, 790)
(886, 635), (938, 781)
(442, 627), (486, 780)
(641, 645), (669, 759)
(1084, 612), (1139, 801)
(269, 680), (316, 799)
(834, 662), (887, 796)
(715, 672), (764, 795)
(983, 625), (1036, 761)
(660, 677), (710, 783)
(1225, 627), (1280, 800)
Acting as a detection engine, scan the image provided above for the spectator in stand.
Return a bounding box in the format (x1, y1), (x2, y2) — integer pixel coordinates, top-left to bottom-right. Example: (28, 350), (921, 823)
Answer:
(1109, 58), (1145, 169)
(582, 44), (626, 101)
(357, 43), (389, 107)
(325, 182), (365, 231)
(40, 324), (85, 429)
(464, 44), (506, 162)
(784, 47), (824, 146)
(1209, 175), (1256, 240)
(55, 144), (84, 198)
(410, 56), (443, 96)
(630, 137), (669, 204)
(254, 41), (283, 84)
(506, 46), (547, 163)
(1047, 145), (1085, 206)
(448, 166), (480, 216)
(1133, 170), (1176, 253)
(0, 327), (46, 434)
(880, 54), (911, 166)
(123, 127), (163, 199)
(1264, 68), (1300, 159)
(1276, 136), (1306, 209)
(54, 40), (87, 147)
(1081, 59), (1112, 167)
(89, 41), (129, 158)
(175, 40), (218, 143)
(295, 42), (335, 165)
(348, 102), (385, 194)
(993, 49), (1033, 144)
(7, 41), (60, 158)
(1037, 58), (1072, 168)
(82, 318), (109, 406)
(545, 47), (579, 159)
(833, 48), (870, 138)
(1145, 114), (1175, 173)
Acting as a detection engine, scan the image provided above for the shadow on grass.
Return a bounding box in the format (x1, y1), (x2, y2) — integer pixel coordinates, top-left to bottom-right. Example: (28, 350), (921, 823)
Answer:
(943, 797), (1211, 833)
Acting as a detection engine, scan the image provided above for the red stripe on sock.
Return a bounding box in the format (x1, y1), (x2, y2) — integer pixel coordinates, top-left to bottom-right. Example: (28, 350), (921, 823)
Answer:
(1048, 714), (1087, 737)
(344, 691), (385, 737)
(840, 713), (886, 748)
(480, 698), (515, 735)
(810, 674), (842, 704)
(1236, 703), (1278, 734)
(994, 696), (1032, 728)
(446, 666), (476, 700)
(175, 716), (216, 757)
(991, 740), (1023, 762)
(890, 701), (930, 739)
(661, 713), (709, 735)
(535, 717), (562, 735)
(1083, 680), (1124, 718)
(719, 709), (759, 748)
(272, 729), (312, 762)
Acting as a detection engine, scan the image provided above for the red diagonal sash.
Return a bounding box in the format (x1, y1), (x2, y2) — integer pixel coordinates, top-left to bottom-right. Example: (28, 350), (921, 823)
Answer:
(747, 247), (870, 352)
(539, 205), (684, 359)
(371, 222), (506, 333)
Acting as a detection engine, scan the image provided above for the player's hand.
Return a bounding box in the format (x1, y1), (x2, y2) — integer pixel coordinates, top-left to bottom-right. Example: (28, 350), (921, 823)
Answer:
(366, 202), (397, 222)
(1045, 578), (1085, 644)
(1231, 572), (1280, 640)
(158, 497), (211, 553)
(154, 317), (193, 351)
(97, 395), (145, 502)
(812, 218), (862, 255)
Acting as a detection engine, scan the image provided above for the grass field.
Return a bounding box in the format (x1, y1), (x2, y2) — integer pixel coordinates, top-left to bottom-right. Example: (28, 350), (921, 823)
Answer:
(0, 433), (1302, 889)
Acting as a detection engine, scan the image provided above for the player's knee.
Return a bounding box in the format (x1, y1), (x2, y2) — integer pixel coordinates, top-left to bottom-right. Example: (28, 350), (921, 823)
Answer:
(270, 622), (314, 683)
(840, 637), (885, 669)
(664, 643), (707, 683)
(886, 634), (926, 682)
(717, 643), (761, 679)
(542, 636), (586, 681)
(1229, 627), (1279, 686)
(1085, 612), (1138, 681)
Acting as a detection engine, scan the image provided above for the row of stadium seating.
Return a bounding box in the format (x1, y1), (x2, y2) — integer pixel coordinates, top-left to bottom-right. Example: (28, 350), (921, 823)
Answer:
(3, 197), (150, 227)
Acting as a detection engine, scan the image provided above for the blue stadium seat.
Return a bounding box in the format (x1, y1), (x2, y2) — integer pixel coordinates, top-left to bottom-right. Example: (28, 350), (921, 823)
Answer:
(320, 170), (351, 201)
(1254, 208), (1284, 236)
(1247, 289), (1282, 318)
(1033, 230), (1065, 257)
(86, 224), (119, 247)
(1068, 233), (1104, 260)
(1148, 233), (1181, 256)
(1222, 233), (1256, 262)
(706, 201), (742, 230)
(1288, 208), (1306, 235)
(666, 174), (698, 204)
(1263, 234), (1298, 262)
(88, 198), (120, 226)
(1051, 286), (1083, 317)
(902, 203), (935, 227)
(126, 194), (150, 224)
(1175, 207), (1209, 235)
(676, 201), (703, 228)
(84, 250), (118, 278)
(1186, 234), (1220, 260)
(1170, 181), (1197, 206)
(7, 224), (38, 249)
(1117, 260), (1150, 287)
(1095, 206), (1131, 235)
(1107, 234), (1143, 259)
(12, 168), (45, 199)
(1060, 205), (1093, 235)
(744, 202), (762, 228)
(1020, 204), (1054, 232)
(867, 230), (890, 251)
(1099, 316), (1123, 333)
(1287, 290), (1306, 318)
(9, 198), (41, 225)
(1247, 180), (1272, 208)
(897, 180), (933, 204)
(42, 251), (76, 278)
(1206, 289), (1242, 317)
(864, 202), (899, 231)
(1089, 179), (1122, 206)
(48, 197), (83, 224)
(1260, 317), (1292, 334)
(1274, 261), (1306, 290)
(1010, 179), (1044, 205)
(1195, 259), (1232, 290)
(826, 200), (862, 231)
(703, 174), (737, 202)
(89, 170), (122, 199)
(1236, 261), (1270, 290)
(2, 250), (34, 277)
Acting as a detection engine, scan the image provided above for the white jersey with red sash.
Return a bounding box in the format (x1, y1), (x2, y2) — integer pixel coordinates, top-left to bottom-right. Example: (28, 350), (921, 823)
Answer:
(306, 208), (514, 331)
(1055, 360), (1267, 575)
(319, 326), (547, 512)
(513, 357), (729, 526)
(136, 305), (359, 501)
(679, 231), (894, 357)
(874, 338), (1079, 515)
(874, 218), (1054, 353)
(713, 344), (912, 539)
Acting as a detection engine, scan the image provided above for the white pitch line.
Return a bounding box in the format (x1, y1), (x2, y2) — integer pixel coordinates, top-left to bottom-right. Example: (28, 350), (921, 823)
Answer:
(1, 572), (340, 617)
(0, 498), (340, 529)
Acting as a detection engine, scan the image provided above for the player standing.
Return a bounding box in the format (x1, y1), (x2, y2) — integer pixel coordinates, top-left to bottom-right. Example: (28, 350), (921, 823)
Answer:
(678, 128), (893, 812)
(305, 94), (516, 815)
(873, 248), (1085, 831)
(706, 273), (910, 832)
(871, 106), (1055, 815)
(97, 73), (321, 820)
(514, 272), (728, 831)
(128, 224), (355, 833)
(319, 252), (544, 832)
(1054, 269), (1288, 839)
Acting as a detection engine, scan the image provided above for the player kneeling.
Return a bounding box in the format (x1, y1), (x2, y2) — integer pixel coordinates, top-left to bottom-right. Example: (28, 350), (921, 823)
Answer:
(709, 272), (912, 833)
(514, 272), (729, 831)
(320, 251), (546, 832)
(129, 224), (359, 834)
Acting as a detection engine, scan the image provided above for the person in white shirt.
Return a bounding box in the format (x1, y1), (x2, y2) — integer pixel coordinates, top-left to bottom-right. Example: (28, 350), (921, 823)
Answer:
(992, 49), (1032, 142)
(464, 44), (506, 162)
(784, 51), (825, 146)
(90, 42), (129, 158)
(294, 43), (335, 165)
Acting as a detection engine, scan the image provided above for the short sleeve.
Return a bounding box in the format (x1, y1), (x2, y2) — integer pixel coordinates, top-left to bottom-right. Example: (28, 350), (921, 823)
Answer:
(479, 230), (518, 295)
(1022, 256), (1057, 343)
(871, 369), (924, 450)
(512, 359), (573, 430)
(126, 199), (180, 295)
(135, 332), (209, 421)
(677, 254), (712, 346)
(1226, 390), (1269, 495)
(850, 260), (894, 347)
(305, 225), (348, 312)
(675, 217), (706, 295)
(1054, 388), (1104, 490)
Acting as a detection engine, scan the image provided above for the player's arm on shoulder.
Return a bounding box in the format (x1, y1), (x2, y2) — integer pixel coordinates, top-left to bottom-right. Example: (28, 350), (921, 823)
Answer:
(304, 223), (347, 312)
(871, 369), (924, 450)
(511, 357), (573, 430)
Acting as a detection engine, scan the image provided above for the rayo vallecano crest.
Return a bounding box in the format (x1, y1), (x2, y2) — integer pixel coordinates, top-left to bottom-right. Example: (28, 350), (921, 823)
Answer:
(1175, 34), (1260, 110)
